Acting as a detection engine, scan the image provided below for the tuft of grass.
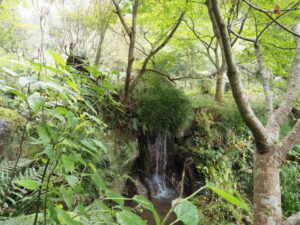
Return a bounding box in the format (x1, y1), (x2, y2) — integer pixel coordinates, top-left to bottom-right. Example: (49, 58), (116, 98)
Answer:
(133, 74), (193, 135)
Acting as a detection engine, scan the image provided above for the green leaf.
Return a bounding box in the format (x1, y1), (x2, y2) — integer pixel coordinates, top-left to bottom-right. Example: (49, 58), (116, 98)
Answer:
(80, 140), (98, 152)
(91, 172), (106, 191)
(66, 77), (80, 94)
(3, 67), (18, 76)
(61, 155), (75, 172)
(15, 179), (41, 190)
(28, 95), (45, 113)
(174, 200), (199, 225)
(65, 175), (79, 187)
(106, 190), (124, 205)
(207, 184), (248, 209)
(92, 139), (107, 153)
(86, 114), (105, 127)
(37, 125), (51, 144)
(48, 49), (66, 67)
(7, 87), (26, 100)
(57, 210), (82, 225)
(47, 109), (66, 122)
(60, 186), (73, 208)
(88, 162), (97, 173)
(116, 210), (146, 225)
(66, 111), (78, 128)
(133, 195), (160, 225)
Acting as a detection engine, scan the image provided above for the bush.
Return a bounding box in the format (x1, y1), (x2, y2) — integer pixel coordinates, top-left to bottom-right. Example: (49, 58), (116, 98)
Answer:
(196, 78), (213, 95)
(133, 74), (193, 135)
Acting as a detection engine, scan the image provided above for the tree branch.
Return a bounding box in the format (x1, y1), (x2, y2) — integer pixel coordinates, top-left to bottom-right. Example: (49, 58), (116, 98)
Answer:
(264, 42), (295, 50)
(144, 68), (176, 83)
(111, 0), (132, 37)
(267, 23), (300, 135)
(210, 0), (270, 152)
(256, 1), (300, 40)
(228, 27), (255, 42)
(144, 68), (220, 83)
(129, 12), (185, 92)
(231, 7), (250, 46)
(242, 0), (300, 38)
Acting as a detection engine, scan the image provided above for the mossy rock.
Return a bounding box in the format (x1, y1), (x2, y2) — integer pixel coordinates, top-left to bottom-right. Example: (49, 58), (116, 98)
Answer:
(0, 107), (26, 159)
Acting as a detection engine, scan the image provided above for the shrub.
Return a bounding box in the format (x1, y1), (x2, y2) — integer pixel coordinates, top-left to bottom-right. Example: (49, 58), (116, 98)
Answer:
(133, 74), (193, 135)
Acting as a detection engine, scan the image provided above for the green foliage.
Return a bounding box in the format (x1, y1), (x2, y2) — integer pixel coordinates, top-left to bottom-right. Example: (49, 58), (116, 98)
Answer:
(281, 149), (300, 217)
(196, 78), (213, 95)
(0, 158), (44, 216)
(173, 200), (200, 225)
(134, 74), (193, 135)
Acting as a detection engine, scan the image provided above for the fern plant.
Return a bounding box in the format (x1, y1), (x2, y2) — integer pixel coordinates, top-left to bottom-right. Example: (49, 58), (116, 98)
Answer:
(0, 158), (44, 216)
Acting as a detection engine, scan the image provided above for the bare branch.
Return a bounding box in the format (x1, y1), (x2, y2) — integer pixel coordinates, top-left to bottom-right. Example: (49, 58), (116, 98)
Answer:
(111, 0), (132, 36)
(145, 68), (220, 82)
(144, 68), (176, 83)
(264, 42), (295, 50)
(228, 27), (255, 42)
(242, 0), (300, 38)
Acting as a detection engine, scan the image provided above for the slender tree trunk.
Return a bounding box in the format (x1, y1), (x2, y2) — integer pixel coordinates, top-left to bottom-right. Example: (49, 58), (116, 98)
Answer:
(253, 148), (282, 225)
(94, 29), (107, 66)
(255, 43), (273, 117)
(207, 0), (226, 102)
(215, 71), (223, 102)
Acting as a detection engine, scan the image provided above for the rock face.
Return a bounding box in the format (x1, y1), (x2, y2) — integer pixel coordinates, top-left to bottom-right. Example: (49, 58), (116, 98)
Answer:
(0, 107), (26, 160)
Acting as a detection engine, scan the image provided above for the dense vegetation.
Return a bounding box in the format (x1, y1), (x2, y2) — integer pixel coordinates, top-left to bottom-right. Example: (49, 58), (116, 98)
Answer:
(0, 0), (300, 225)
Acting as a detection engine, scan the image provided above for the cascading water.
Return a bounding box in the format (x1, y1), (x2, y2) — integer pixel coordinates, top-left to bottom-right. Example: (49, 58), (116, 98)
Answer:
(148, 134), (175, 198)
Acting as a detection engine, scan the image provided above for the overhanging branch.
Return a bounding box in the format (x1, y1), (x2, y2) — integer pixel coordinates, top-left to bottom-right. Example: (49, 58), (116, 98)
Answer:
(242, 0), (300, 38)
(144, 68), (220, 83)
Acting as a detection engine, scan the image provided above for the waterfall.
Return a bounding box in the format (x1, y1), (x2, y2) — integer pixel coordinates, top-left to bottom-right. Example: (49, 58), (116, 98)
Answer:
(148, 134), (175, 199)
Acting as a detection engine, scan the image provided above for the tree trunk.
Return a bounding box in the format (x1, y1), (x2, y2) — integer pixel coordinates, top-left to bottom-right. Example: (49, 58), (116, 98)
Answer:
(253, 148), (282, 225)
(215, 71), (223, 102)
(94, 30), (107, 66)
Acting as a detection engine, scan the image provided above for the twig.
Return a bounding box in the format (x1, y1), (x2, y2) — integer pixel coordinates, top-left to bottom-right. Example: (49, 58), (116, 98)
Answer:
(242, 0), (300, 38)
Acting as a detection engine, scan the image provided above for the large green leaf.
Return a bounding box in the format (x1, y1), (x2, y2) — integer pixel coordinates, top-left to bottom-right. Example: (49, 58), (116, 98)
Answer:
(37, 125), (51, 144)
(48, 49), (66, 67)
(65, 175), (79, 187)
(133, 195), (160, 225)
(61, 155), (75, 172)
(116, 210), (146, 225)
(28, 94), (45, 113)
(60, 186), (73, 208)
(106, 190), (124, 205)
(173, 200), (199, 225)
(207, 184), (248, 209)
(15, 179), (41, 190)
(91, 172), (106, 191)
